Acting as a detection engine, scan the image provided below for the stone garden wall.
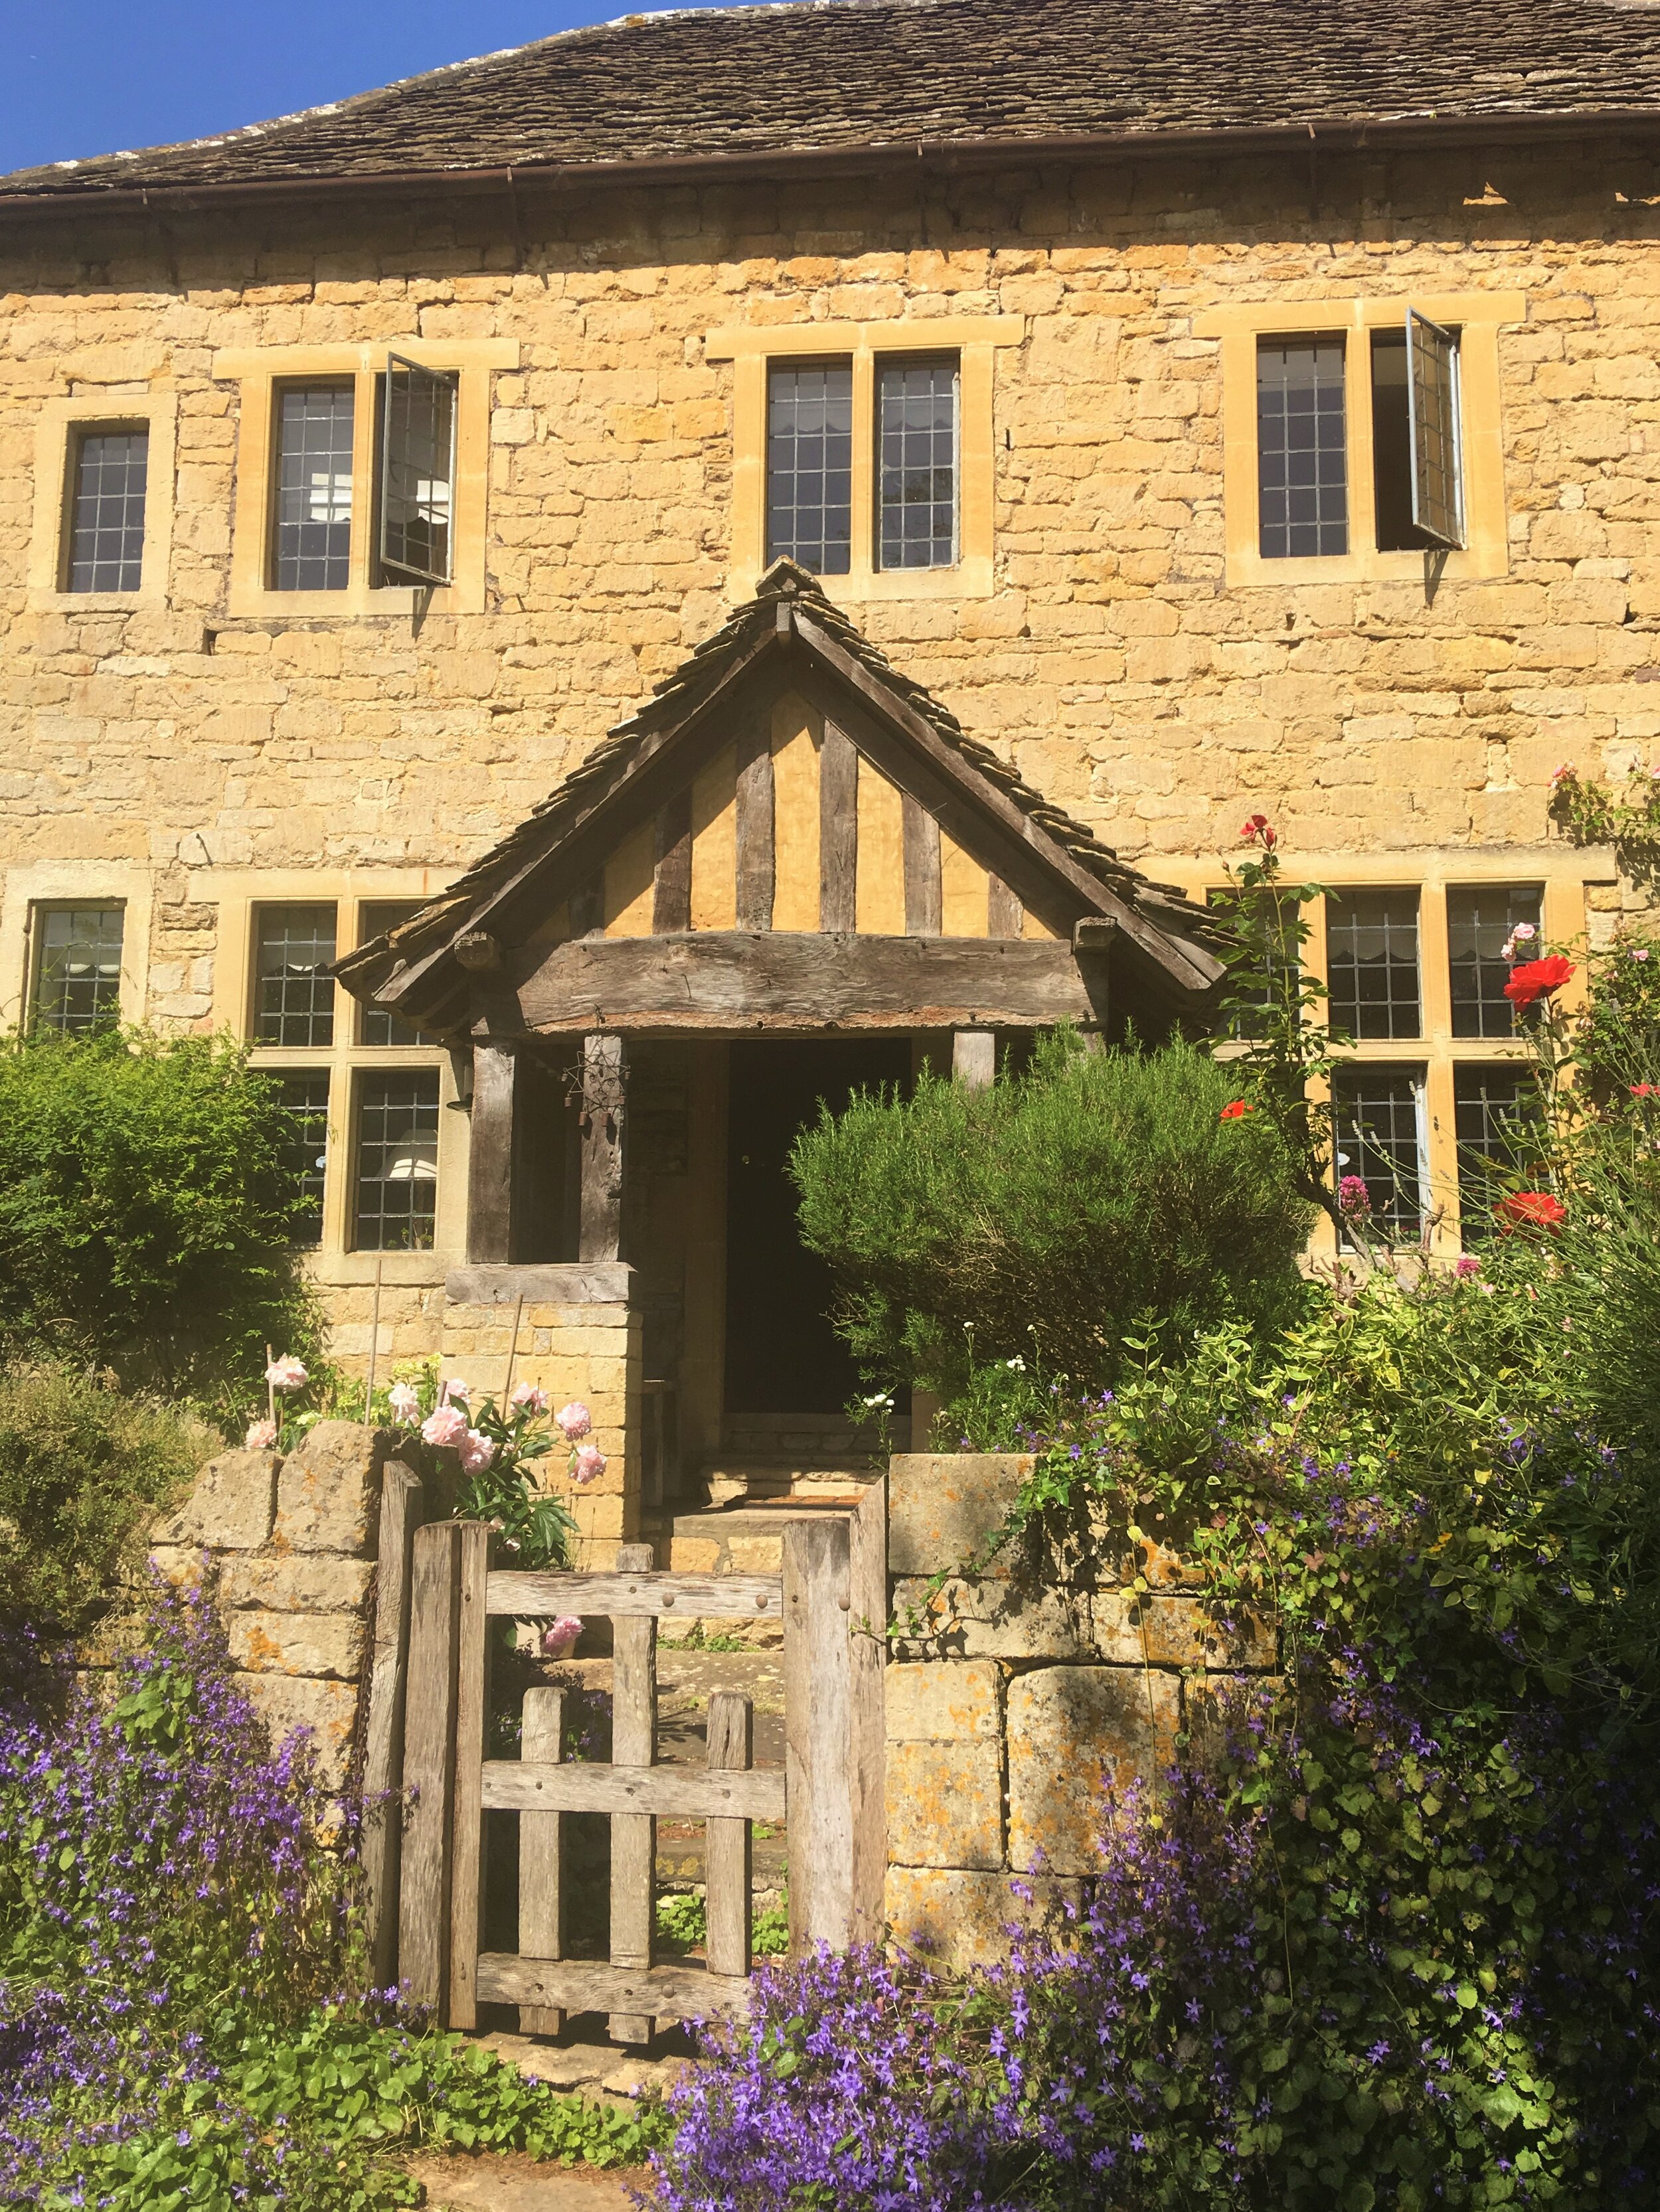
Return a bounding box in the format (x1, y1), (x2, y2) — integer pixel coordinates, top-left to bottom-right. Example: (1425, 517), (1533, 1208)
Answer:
(149, 1421), (412, 1790)
(882, 1453), (1277, 1970)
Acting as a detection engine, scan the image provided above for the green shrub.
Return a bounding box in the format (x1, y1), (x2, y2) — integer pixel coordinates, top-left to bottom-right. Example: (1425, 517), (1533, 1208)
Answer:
(0, 1028), (319, 1415)
(788, 1030), (1315, 1398)
(0, 1364), (215, 1628)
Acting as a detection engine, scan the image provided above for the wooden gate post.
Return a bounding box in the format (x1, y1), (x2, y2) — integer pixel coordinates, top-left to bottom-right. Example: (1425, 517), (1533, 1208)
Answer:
(849, 1476), (888, 1945)
(784, 1516), (855, 1951)
(362, 1462), (424, 1992)
(519, 1686), (567, 2037)
(400, 1520), (462, 2014)
(448, 1520), (492, 2029)
(609, 1541), (657, 2044)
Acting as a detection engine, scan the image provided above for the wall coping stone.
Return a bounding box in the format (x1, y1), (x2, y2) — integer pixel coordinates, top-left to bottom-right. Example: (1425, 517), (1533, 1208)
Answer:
(446, 1263), (634, 1306)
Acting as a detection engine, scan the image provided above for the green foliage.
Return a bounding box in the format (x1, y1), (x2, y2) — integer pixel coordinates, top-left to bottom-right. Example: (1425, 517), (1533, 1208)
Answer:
(789, 1028), (1315, 1399)
(0, 1029), (320, 1417)
(0, 1364), (216, 1627)
(1549, 760), (1660, 880)
(655, 1890), (789, 1958)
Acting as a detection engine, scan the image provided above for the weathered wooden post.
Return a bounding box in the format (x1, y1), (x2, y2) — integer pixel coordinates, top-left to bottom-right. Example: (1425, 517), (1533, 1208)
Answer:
(580, 1033), (627, 1263)
(399, 1521), (461, 2014)
(466, 1040), (520, 1265)
(783, 1516), (855, 1951)
(362, 1462), (424, 1992)
(609, 1541), (657, 2044)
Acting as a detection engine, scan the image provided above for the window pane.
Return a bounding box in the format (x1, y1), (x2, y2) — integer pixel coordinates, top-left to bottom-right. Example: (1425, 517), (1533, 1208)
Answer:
(33, 906), (124, 1034)
(1208, 884), (1299, 1036)
(766, 363), (852, 574)
(1326, 889), (1421, 1040)
(380, 358), (456, 585)
(878, 357), (958, 570)
(1448, 886), (1543, 1039)
(66, 430), (148, 592)
(274, 384), (354, 591)
(358, 902), (427, 1046)
(1333, 1066), (1427, 1235)
(255, 905), (337, 1048)
(275, 1072), (330, 1247)
(355, 1070), (440, 1251)
(1453, 1066), (1542, 1240)
(1408, 311), (1464, 550)
(1371, 333), (1434, 554)
(1257, 339), (1348, 559)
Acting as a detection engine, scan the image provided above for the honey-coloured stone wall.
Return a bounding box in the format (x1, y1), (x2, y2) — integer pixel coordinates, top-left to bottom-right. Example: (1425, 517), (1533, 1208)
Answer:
(883, 1453), (1276, 1970)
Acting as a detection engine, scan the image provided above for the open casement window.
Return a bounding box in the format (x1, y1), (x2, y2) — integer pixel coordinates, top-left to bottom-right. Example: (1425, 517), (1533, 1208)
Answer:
(1406, 311), (1464, 551)
(379, 356), (458, 587)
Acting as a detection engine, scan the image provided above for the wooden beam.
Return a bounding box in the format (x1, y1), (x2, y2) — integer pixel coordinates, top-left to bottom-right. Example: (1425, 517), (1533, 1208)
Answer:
(519, 932), (1104, 1034)
(569, 877), (604, 939)
(362, 1462), (424, 1993)
(476, 1954), (752, 2019)
(610, 1541), (656, 2047)
(466, 1040), (519, 1265)
(518, 1687), (566, 2037)
(784, 1517), (855, 1953)
(487, 1568), (782, 1619)
(903, 794), (942, 936)
(578, 1033), (626, 1263)
(849, 1479), (888, 1948)
(399, 1522), (461, 2015)
(705, 1694), (753, 1982)
(651, 789), (693, 935)
(447, 1521), (491, 2030)
(819, 720), (859, 933)
(735, 720), (776, 931)
(988, 873), (1023, 939)
(481, 1760), (786, 1818)
(953, 1031), (996, 1089)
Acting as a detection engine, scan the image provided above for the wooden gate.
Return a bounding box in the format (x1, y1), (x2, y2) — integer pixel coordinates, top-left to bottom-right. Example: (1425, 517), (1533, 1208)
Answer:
(383, 1492), (884, 2035)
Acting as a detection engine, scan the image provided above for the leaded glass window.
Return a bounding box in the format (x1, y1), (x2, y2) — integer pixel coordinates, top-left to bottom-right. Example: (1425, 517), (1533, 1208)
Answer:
(1453, 1066), (1541, 1235)
(379, 358), (456, 586)
(273, 384), (354, 591)
(66, 429), (148, 592)
(254, 906), (337, 1048)
(1407, 310), (1464, 550)
(1333, 1066), (1428, 1235)
(31, 906), (124, 1034)
(766, 363), (853, 574)
(1326, 889), (1422, 1040)
(275, 1072), (330, 1247)
(1257, 339), (1348, 558)
(1449, 885), (1543, 1039)
(354, 1071), (440, 1251)
(357, 902), (426, 1047)
(878, 357), (958, 570)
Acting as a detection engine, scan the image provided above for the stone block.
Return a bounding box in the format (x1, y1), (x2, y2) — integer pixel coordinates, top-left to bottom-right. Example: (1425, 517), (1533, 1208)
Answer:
(887, 1454), (1035, 1577)
(274, 1423), (395, 1555)
(1007, 1664), (1180, 1875)
(667, 1537), (720, 1572)
(885, 1659), (1001, 1741)
(883, 1866), (1084, 1972)
(886, 1739), (1004, 1869)
(228, 1609), (365, 1680)
(151, 1449), (279, 1551)
(218, 1553), (374, 1614)
(236, 1672), (359, 1788)
(892, 1575), (1089, 1661)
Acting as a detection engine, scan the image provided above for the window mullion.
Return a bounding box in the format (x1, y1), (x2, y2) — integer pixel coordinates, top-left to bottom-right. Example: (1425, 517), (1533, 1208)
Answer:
(850, 347), (876, 580)
(349, 371), (376, 595)
(1345, 321), (1378, 560)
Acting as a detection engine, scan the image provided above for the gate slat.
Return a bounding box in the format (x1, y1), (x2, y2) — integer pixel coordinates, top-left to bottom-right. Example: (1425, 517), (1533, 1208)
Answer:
(477, 1952), (752, 2019)
(487, 1569), (782, 1620)
(784, 1517), (855, 1952)
(447, 1521), (492, 2030)
(482, 1759), (784, 1818)
(519, 1687), (565, 2037)
(609, 1543), (657, 2045)
(705, 1692), (753, 1982)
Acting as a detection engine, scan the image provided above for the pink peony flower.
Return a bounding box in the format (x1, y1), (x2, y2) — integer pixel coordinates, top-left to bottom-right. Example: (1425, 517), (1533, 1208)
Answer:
(265, 1354), (308, 1393)
(1455, 1255), (1482, 1280)
(441, 1378), (471, 1405)
(244, 1418), (278, 1450)
(572, 1443), (607, 1485)
(422, 1404), (468, 1449)
(540, 1615), (583, 1660)
(1337, 1174), (1372, 1220)
(1633, 949), (1651, 963)
(511, 1382), (549, 1413)
(1499, 922), (1537, 961)
(556, 1401), (593, 1441)
(457, 1428), (497, 1474)
(386, 1382), (422, 1425)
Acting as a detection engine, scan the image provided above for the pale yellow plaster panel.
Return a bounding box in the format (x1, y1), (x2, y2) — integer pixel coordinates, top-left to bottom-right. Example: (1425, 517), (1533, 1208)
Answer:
(940, 833), (990, 938)
(689, 745), (738, 931)
(604, 821), (656, 936)
(28, 393), (177, 611)
(708, 316), (1022, 602)
(770, 694), (822, 933)
(214, 339), (517, 619)
(1194, 294), (1525, 590)
(855, 759), (907, 934)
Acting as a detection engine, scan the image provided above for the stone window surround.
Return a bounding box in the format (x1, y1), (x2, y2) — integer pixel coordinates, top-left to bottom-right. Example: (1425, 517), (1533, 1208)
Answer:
(1169, 850), (1592, 1256)
(0, 862), (154, 1034)
(27, 391), (177, 613)
(203, 870), (463, 1284)
(211, 339), (518, 620)
(706, 316), (1024, 604)
(1193, 292), (1527, 589)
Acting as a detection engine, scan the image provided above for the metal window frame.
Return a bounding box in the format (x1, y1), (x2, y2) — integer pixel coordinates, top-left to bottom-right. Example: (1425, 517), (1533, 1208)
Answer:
(875, 353), (961, 574)
(351, 1064), (442, 1253)
(27, 900), (126, 1034)
(1406, 309), (1465, 551)
(378, 354), (459, 588)
(765, 356), (856, 576)
(62, 422), (150, 595)
(1333, 1062), (1432, 1236)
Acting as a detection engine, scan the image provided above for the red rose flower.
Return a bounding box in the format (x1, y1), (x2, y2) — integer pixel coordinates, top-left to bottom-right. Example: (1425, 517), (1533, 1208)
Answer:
(1240, 813), (1278, 849)
(1503, 955), (1574, 1011)
(1218, 1100), (1255, 1121)
(1631, 1083), (1656, 1099)
(1494, 1191), (1566, 1231)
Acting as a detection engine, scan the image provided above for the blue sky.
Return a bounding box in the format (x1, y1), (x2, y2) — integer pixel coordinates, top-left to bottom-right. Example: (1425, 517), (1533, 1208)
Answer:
(0, 2), (734, 177)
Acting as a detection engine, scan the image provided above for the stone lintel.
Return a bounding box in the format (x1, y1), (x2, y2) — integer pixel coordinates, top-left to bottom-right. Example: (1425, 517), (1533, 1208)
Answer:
(446, 1263), (635, 1306)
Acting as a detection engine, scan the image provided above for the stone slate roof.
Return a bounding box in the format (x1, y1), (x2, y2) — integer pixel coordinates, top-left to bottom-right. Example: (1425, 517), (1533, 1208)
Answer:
(5, 0), (1658, 202)
(335, 558), (1224, 1028)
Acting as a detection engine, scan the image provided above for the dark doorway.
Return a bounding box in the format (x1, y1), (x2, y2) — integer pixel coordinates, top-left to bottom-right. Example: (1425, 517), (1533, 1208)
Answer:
(724, 1036), (911, 1416)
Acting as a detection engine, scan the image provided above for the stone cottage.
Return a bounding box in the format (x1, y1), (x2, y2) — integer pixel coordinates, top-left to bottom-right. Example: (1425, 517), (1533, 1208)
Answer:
(3, 0), (1659, 1561)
